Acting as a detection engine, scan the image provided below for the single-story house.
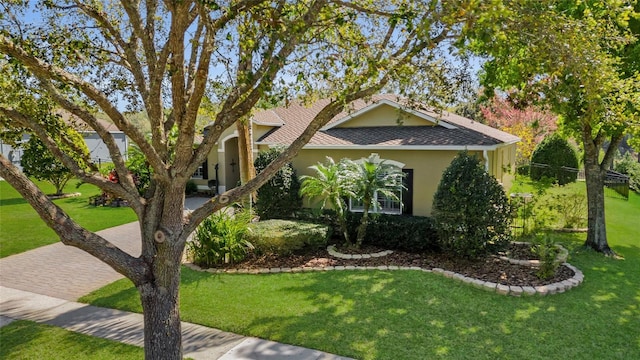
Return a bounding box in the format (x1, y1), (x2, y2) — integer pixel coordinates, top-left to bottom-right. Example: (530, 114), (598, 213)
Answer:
(197, 95), (520, 216)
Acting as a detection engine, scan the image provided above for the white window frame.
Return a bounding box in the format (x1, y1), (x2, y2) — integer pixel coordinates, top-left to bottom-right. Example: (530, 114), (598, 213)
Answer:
(191, 164), (204, 179)
(348, 153), (404, 215)
(349, 190), (402, 215)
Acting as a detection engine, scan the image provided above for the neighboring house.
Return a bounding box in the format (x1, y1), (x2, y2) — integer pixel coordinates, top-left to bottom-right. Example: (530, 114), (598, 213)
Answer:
(0, 116), (128, 170)
(75, 118), (129, 165)
(199, 95), (520, 216)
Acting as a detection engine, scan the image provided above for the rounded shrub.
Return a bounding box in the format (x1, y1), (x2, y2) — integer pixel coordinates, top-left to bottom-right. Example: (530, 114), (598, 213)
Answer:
(185, 180), (198, 195)
(530, 133), (579, 185)
(246, 220), (329, 255)
(432, 151), (512, 259)
(254, 147), (302, 219)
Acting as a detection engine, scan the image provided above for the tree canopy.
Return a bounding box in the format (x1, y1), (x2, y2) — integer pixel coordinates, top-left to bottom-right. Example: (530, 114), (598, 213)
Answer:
(480, 95), (557, 165)
(464, 0), (640, 254)
(0, 1), (494, 358)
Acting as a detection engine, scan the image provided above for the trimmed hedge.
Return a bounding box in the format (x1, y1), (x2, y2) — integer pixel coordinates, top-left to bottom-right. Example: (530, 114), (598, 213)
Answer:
(247, 220), (329, 255)
(254, 148), (303, 219)
(432, 151), (512, 259)
(345, 212), (439, 253)
(530, 133), (579, 185)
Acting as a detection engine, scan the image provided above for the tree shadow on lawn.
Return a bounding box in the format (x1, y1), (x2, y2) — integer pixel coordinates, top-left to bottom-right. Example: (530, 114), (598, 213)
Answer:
(0, 196), (28, 206)
(233, 266), (639, 360)
(0, 319), (144, 359)
(81, 255), (640, 360)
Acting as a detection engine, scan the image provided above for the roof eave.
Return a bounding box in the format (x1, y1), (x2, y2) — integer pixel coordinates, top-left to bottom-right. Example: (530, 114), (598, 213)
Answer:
(255, 142), (506, 151)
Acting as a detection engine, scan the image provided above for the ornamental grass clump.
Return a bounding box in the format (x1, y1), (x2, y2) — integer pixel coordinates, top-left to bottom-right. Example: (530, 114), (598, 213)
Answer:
(188, 207), (253, 267)
(432, 151), (512, 259)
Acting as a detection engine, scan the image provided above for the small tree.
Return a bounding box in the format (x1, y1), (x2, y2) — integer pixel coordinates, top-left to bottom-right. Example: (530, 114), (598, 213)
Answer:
(432, 151), (511, 259)
(254, 147), (302, 219)
(480, 95), (557, 165)
(530, 133), (579, 185)
(21, 130), (89, 195)
(299, 157), (355, 245)
(344, 154), (404, 248)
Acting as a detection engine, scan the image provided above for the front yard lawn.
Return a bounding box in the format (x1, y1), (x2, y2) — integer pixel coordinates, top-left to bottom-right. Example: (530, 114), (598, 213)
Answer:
(0, 320), (144, 359)
(0, 180), (137, 258)
(80, 191), (640, 359)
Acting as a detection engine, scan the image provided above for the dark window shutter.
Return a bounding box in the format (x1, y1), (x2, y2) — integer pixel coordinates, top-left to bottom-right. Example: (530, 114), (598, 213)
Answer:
(202, 159), (209, 179)
(402, 169), (413, 215)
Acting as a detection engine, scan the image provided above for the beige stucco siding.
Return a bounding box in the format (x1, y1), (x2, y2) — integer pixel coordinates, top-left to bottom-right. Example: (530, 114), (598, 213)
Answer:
(204, 141), (516, 210)
(291, 149), (482, 216)
(486, 144), (517, 190)
(199, 122), (280, 192)
(334, 103), (435, 128)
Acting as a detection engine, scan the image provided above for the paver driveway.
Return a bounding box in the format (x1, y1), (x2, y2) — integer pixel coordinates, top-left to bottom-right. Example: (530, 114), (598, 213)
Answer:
(0, 221), (141, 300)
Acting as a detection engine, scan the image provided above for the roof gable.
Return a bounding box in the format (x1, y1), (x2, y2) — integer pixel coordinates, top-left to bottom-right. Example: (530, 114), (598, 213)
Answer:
(253, 95), (520, 149)
(322, 99), (456, 130)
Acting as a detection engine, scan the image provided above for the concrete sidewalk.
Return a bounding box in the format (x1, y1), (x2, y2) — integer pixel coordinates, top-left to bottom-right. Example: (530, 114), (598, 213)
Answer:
(0, 286), (350, 360)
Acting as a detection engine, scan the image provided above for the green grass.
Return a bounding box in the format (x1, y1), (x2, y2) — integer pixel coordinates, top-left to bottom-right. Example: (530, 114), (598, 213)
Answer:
(0, 320), (144, 359)
(80, 189), (640, 360)
(0, 180), (137, 258)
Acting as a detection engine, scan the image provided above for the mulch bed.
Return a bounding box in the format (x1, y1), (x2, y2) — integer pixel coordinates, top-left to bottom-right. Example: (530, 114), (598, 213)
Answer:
(207, 242), (574, 287)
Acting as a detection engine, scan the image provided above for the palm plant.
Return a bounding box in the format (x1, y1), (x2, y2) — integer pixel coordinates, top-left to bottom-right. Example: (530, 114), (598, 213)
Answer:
(344, 155), (405, 248)
(188, 207), (254, 267)
(299, 157), (355, 245)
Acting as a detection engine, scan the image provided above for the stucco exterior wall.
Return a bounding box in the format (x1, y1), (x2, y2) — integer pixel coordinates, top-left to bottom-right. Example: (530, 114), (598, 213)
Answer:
(488, 144), (517, 190)
(291, 148), (483, 216)
(206, 120), (518, 209)
(334, 104), (435, 128)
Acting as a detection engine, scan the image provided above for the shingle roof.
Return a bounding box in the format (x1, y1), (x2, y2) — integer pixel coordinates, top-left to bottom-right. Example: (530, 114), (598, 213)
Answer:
(56, 110), (123, 133)
(255, 95), (520, 148)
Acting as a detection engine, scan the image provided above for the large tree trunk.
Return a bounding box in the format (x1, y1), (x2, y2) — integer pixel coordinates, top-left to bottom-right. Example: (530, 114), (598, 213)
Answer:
(139, 273), (182, 360)
(583, 160), (612, 254)
(137, 185), (186, 360)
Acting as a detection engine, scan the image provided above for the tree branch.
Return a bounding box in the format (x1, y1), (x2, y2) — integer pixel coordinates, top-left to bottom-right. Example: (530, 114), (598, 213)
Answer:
(40, 81), (145, 213)
(0, 33), (167, 178)
(0, 106), (141, 206)
(74, 0), (150, 109)
(0, 156), (149, 286)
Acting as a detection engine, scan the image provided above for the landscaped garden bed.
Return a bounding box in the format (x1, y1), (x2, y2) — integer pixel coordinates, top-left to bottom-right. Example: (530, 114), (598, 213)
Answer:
(185, 241), (579, 290)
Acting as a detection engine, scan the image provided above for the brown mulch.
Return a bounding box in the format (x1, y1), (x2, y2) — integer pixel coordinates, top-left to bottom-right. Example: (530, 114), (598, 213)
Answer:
(500, 242), (540, 261)
(209, 242), (574, 287)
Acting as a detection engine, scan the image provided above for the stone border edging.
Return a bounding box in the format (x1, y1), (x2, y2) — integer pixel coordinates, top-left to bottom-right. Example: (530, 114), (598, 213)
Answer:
(48, 192), (82, 200)
(183, 260), (584, 297)
(498, 241), (569, 267)
(326, 245), (393, 259)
